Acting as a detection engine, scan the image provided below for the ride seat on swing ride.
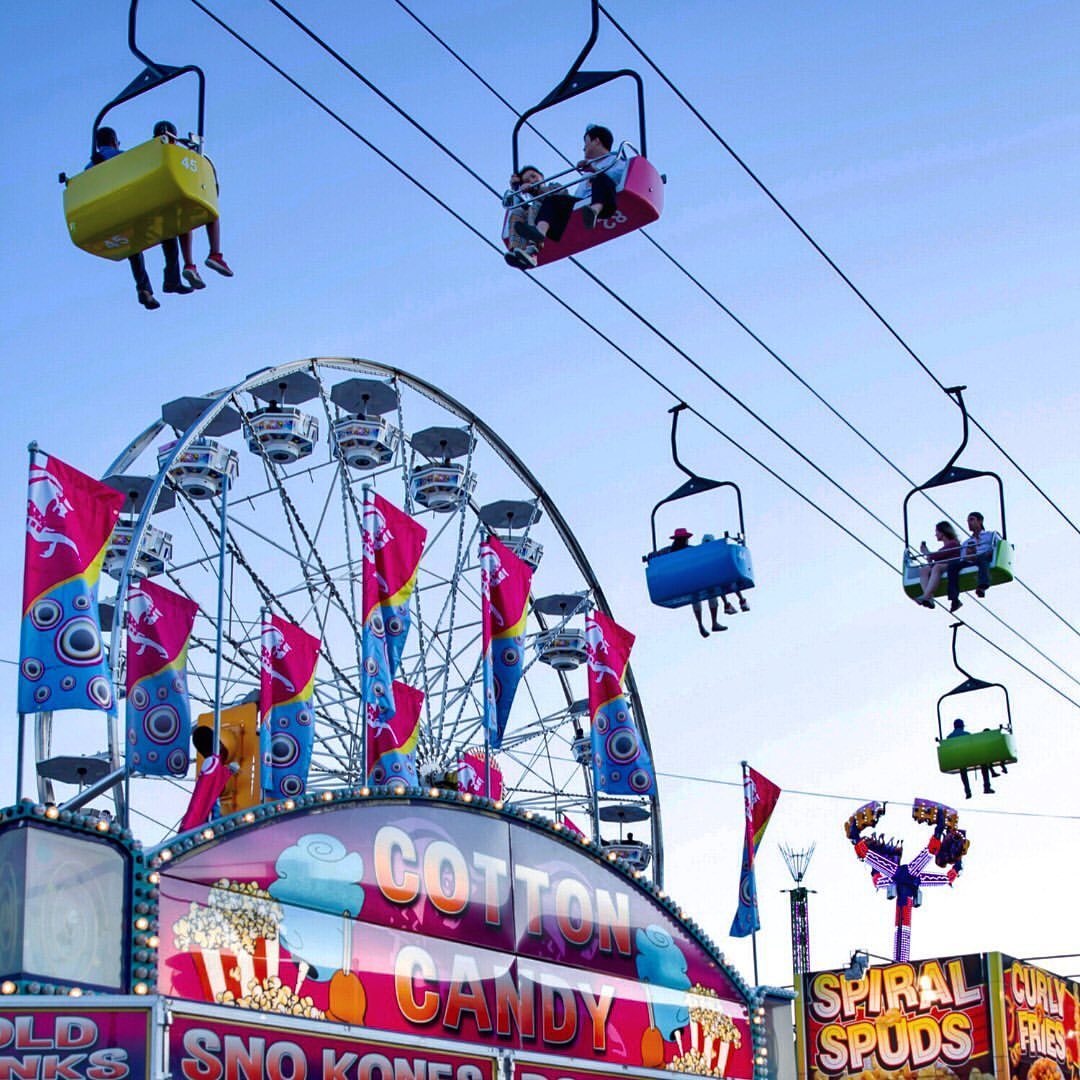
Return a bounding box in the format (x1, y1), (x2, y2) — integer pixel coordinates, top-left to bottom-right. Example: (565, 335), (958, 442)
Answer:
(935, 622), (1017, 780)
(901, 386), (1015, 600)
(60, 0), (218, 261)
(503, 0), (664, 268)
(643, 404), (754, 609)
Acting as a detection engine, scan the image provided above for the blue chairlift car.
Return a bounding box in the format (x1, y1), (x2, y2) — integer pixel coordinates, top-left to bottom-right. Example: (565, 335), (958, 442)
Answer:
(643, 404), (754, 609)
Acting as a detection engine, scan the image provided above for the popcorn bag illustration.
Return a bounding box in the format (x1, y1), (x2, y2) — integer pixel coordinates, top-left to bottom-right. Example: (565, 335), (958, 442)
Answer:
(667, 984), (742, 1078)
(172, 879), (283, 1002)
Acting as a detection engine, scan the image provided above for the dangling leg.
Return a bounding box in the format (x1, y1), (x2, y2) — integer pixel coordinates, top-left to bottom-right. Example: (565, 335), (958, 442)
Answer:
(722, 593), (737, 616)
(515, 194), (574, 246)
(947, 560), (964, 613)
(205, 220), (233, 277)
(180, 232), (205, 289)
(737, 590), (750, 612)
(917, 563), (943, 606)
(582, 172), (617, 229)
(981, 766), (994, 795)
(974, 553), (992, 599)
(709, 598), (726, 632)
(128, 253), (159, 309)
(161, 236), (192, 294)
(692, 601), (709, 638)
(959, 769), (972, 799)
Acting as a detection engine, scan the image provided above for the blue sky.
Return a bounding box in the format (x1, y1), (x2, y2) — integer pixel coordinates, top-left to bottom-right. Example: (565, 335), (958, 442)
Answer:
(2, 0), (1079, 989)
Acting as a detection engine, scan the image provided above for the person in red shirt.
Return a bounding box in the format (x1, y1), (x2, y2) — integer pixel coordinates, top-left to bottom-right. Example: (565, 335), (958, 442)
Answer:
(914, 521), (961, 607)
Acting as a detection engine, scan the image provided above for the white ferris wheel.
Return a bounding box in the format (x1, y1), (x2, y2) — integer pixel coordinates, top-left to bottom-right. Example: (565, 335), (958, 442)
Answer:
(31, 358), (664, 882)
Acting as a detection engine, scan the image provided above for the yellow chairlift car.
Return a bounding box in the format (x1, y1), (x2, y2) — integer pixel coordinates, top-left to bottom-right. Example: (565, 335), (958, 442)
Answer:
(60, 0), (219, 260)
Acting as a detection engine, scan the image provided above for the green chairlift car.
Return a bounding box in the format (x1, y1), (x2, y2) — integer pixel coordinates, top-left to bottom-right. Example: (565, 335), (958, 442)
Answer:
(902, 386), (1014, 601)
(936, 623), (1017, 780)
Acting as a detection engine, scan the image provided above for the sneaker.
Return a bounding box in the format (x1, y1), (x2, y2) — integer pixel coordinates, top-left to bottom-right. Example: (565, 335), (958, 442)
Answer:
(581, 206), (598, 230)
(163, 280), (194, 295)
(975, 587), (986, 598)
(950, 598), (963, 613)
(183, 264), (206, 289)
(711, 623), (728, 632)
(504, 246), (538, 270)
(205, 253), (234, 277)
(739, 598), (750, 612)
(723, 602), (737, 616)
(513, 221), (545, 245)
(137, 289), (161, 310)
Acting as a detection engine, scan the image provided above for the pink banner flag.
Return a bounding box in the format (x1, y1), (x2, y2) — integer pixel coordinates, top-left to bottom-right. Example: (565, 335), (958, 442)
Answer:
(456, 746), (503, 800)
(179, 755), (234, 833)
(259, 614), (321, 799)
(366, 681), (423, 788)
(561, 813), (586, 839)
(125, 578), (199, 776)
(586, 610), (656, 796)
(362, 492), (427, 727)
(480, 534), (533, 750)
(19, 451), (124, 713)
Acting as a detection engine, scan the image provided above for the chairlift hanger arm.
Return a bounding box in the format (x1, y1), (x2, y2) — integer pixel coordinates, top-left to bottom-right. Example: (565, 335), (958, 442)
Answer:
(901, 387), (1007, 547)
(511, 0), (647, 170)
(647, 404), (745, 551)
(934, 622), (1014, 738)
(91, 0), (206, 157)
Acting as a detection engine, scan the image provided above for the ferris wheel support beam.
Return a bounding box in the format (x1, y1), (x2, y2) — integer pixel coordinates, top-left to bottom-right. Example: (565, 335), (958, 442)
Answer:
(212, 475), (230, 757)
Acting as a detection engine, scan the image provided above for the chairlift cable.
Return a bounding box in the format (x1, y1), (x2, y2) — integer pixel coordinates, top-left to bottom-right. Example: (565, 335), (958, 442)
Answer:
(641, 766), (1080, 823)
(263, 0), (501, 199)
(185, 0), (1080, 713)
(388, 0), (1080, 653)
(257, 0), (911, 554)
(388, 0), (1080, 658)
(267, 1), (1080, 666)
(598, 3), (1080, 543)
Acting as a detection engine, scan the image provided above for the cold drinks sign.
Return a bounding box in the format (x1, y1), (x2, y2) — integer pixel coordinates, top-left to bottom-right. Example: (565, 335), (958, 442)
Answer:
(156, 801), (753, 1078)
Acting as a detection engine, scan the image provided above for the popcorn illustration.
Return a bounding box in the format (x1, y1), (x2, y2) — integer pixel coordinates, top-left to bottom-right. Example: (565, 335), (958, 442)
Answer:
(172, 879), (282, 1002)
(665, 984), (742, 1078)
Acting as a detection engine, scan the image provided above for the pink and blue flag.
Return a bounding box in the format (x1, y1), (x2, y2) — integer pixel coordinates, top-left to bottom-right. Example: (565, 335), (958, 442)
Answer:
(19, 451), (124, 714)
(125, 578), (198, 776)
(730, 765), (782, 937)
(361, 491), (426, 732)
(259, 614), (321, 799)
(585, 610), (656, 796)
(480, 534), (533, 749)
(366, 681), (423, 788)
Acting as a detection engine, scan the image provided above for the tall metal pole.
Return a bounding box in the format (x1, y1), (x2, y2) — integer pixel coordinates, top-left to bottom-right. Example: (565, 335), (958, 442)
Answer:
(359, 484), (372, 785)
(212, 474), (229, 757)
(740, 760), (760, 985)
(15, 714), (25, 803)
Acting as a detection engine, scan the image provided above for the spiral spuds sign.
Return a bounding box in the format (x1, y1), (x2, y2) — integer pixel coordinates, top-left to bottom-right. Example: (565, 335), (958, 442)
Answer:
(799, 954), (994, 1079)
